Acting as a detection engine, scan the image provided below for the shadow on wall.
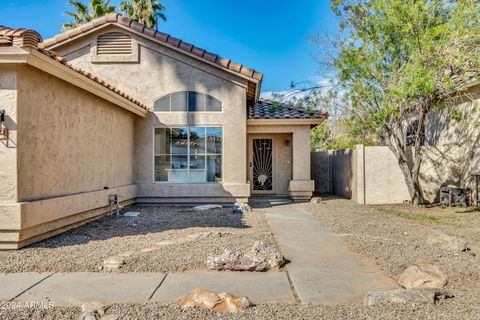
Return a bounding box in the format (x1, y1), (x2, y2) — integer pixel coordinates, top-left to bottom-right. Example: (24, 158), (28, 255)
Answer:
(417, 96), (480, 203)
(27, 205), (249, 249)
(330, 149), (354, 199)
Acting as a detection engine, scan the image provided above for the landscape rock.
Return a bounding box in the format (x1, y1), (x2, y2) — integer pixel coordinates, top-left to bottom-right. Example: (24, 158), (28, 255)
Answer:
(310, 197), (322, 204)
(99, 315), (119, 320)
(81, 302), (106, 315)
(233, 202), (252, 214)
(397, 259), (447, 289)
(213, 293), (252, 313)
(207, 241), (285, 271)
(179, 288), (251, 313)
(193, 205), (223, 211)
(426, 233), (468, 252)
(101, 256), (125, 272)
(78, 312), (97, 320)
(364, 288), (436, 306)
(79, 302), (107, 320)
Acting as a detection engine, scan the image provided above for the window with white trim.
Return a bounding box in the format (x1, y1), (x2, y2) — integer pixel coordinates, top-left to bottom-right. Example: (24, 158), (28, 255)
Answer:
(154, 127), (223, 183)
(154, 91), (223, 112)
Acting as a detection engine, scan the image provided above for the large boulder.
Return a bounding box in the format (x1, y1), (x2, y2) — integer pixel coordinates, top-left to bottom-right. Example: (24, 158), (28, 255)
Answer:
(397, 260), (447, 289)
(179, 288), (251, 313)
(364, 288), (436, 306)
(426, 233), (468, 252)
(207, 241), (285, 271)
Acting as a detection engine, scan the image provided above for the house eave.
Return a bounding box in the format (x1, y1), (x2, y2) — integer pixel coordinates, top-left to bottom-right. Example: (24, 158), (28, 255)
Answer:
(0, 47), (149, 118)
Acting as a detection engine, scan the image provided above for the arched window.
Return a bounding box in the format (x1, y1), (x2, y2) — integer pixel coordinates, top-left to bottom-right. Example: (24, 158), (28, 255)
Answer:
(154, 91), (223, 112)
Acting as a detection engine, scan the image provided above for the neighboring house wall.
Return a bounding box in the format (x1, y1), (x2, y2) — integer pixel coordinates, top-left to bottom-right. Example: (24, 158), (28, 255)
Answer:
(54, 26), (250, 202)
(0, 65), (137, 249)
(419, 85), (480, 202)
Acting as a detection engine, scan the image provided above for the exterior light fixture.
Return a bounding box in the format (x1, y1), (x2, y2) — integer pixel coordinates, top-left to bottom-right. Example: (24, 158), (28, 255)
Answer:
(0, 109), (8, 146)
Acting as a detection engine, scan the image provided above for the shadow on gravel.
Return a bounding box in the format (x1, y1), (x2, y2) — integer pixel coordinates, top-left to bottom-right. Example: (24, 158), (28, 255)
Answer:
(27, 206), (250, 249)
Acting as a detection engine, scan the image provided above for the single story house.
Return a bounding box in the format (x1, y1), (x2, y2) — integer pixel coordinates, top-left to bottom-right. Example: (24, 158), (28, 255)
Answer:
(0, 14), (326, 249)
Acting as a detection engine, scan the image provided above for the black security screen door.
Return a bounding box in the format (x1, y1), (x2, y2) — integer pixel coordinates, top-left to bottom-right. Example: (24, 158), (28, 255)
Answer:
(252, 139), (273, 191)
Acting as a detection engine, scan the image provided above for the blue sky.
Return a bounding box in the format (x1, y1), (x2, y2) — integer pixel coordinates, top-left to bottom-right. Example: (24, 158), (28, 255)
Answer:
(0, 0), (337, 92)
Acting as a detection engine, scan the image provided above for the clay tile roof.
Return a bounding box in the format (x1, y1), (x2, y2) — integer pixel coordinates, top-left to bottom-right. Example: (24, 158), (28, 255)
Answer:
(249, 99), (328, 121)
(39, 13), (263, 84)
(0, 25), (149, 112)
(0, 26), (42, 48)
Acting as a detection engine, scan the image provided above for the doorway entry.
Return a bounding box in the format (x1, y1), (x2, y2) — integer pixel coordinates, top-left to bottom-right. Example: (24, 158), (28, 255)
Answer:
(249, 136), (275, 194)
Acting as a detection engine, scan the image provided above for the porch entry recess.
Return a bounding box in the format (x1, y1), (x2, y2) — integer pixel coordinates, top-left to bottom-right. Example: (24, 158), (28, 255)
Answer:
(251, 138), (274, 193)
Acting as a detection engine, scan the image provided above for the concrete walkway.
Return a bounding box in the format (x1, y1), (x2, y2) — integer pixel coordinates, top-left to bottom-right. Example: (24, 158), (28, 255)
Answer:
(0, 271), (295, 306)
(265, 204), (398, 304)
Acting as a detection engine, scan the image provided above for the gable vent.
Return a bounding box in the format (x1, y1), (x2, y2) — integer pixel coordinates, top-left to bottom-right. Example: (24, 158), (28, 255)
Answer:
(97, 32), (132, 55)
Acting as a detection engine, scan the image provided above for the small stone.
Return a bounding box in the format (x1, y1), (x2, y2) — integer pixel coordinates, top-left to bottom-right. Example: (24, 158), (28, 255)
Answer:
(232, 202), (252, 214)
(102, 256), (125, 272)
(81, 302), (106, 315)
(193, 205), (223, 211)
(310, 197), (322, 204)
(78, 312), (97, 320)
(99, 315), (119, 320)
(426, 233), (468, 252)
(179, 288), (221, 310)
(207, 241), (285, 271)
(179, 289), (251, 313)
(123, 212), (140, 218)
(213, 293), (252, 313)
(397, 260), (447, 289)
(364, 288), (436, 306)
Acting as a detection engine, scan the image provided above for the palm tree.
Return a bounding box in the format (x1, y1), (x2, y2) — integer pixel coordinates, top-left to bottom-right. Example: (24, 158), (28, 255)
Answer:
(120, 0), (167, 30)
(62, 0), (116, 30)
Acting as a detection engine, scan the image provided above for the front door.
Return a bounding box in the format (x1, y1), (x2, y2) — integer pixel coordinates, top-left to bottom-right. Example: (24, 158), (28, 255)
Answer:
(249, 137), (274, 194)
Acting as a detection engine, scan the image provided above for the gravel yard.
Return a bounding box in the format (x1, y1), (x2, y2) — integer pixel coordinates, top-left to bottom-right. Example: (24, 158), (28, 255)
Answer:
(0, 301), (466, 320)
(2, 198), (480, 319)
(301, 197), (480, 319)
(0, 206), (277, 273)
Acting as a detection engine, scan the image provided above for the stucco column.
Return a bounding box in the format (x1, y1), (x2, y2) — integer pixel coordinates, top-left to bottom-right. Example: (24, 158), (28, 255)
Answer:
(289, 126), (314, 201)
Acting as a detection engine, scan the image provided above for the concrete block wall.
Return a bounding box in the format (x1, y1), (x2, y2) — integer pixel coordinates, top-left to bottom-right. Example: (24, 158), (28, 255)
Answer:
(312, 145), (411, 204)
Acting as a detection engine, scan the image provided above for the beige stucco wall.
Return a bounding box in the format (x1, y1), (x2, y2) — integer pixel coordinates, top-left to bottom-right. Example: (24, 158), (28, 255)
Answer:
(54, 25), (250, 201)
(0, 65), (17, 204)
(16, 65), (135, 201)
(0, 63), (137, 249)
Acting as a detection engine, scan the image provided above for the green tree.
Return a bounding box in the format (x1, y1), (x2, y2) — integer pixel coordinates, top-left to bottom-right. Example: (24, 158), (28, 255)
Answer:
(327, 0), (480, 205)
(120, 0), (167, 29)
(62, 0), (116, 30)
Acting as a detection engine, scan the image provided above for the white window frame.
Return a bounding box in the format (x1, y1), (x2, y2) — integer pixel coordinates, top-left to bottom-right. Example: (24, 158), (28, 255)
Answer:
(153, 91), (224, 112)
(153, 125), (224, 184)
